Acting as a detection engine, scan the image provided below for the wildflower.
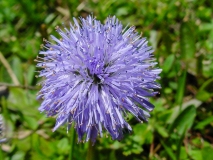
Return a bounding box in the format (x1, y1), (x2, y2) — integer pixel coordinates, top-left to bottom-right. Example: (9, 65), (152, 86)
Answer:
(36, 15), (161, 143)
(0, 114), (7, 143)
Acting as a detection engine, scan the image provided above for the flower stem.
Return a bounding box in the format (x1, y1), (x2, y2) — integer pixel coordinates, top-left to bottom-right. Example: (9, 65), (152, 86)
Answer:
(0, 145), (3, 160)
(86, 141), (94, 160)
(69, 127), (75, 160)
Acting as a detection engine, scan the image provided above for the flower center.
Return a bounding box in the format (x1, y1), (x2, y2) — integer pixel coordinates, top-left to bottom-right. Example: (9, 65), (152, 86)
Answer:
(84, 56), (105, 84)
(93, 74), (101, 84)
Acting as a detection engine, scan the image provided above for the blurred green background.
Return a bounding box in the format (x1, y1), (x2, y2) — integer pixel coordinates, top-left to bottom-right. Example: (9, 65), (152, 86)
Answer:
(0, 0), (213, 160)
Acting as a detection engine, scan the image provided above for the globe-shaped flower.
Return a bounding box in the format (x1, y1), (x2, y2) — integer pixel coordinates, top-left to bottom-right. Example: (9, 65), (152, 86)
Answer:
(36, 15), (161, 143)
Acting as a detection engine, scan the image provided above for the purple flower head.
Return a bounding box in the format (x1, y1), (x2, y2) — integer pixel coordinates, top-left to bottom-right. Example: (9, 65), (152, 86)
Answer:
(36, 15), (161, 143)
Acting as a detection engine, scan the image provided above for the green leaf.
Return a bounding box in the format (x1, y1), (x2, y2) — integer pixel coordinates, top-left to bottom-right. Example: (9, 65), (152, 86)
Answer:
(196, 78), (213, 101)
(180, 22), (196, 60)
(32, 133), (55, 158)
(132, 124), (153, 145)
(26, 65), (35, 85)
(160, 139), (176, 160)
(195, 116), (213, 130)
(116, 7), (129, 16)
(110, 141), (124, 150)
(57, 138), (69, 154)
(11, 151), (25, 160)
(196, 90), (211, 101)
(149, 30), (162, 50)
(188, 149), (203, 160)
(199, 78), (213, 90)
(180, 147), (188, 160)
(31, 133), (43, 157)
(169, 105), (196, 136)
(16, 136), (31, 151)
(202, 147), (213, 160)
(167, 99), (201, 124)
(162, 54), (175, 73)
(23, 116), (38, 130)
(11, 56), (23, 84)
(155, 123), (169, 138)
(175, 70), (186, 105)
(199, 23), (213, 32)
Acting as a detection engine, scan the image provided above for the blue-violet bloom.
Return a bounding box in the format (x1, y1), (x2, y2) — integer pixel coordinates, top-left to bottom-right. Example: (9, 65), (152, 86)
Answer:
(36, 15), (161, 143)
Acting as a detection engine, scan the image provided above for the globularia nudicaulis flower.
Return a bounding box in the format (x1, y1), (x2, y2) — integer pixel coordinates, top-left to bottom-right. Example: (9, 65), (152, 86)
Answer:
(36, 15), (161, 143)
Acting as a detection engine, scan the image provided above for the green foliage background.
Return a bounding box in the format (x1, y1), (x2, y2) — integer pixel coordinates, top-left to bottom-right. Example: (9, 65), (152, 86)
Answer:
(0, 0), (213, 160)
